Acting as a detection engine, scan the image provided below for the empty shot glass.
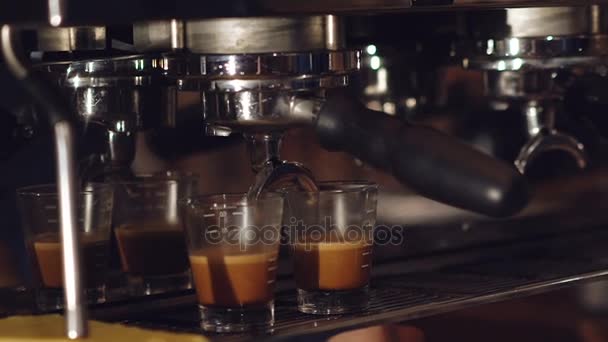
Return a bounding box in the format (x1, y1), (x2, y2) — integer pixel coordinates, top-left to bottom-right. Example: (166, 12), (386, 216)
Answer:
(17, 183), (114, 310)
(284, 181), (378, 315)
(181, 193), (284, 333)
(112, 172), (197, 295)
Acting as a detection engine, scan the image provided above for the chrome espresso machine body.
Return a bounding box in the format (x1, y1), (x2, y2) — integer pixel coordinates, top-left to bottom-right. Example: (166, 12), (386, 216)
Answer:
(3, 1), (608, 340)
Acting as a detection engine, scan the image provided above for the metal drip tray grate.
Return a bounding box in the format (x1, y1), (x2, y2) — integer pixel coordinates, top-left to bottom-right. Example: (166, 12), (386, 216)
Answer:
(120, 288), (454, 340)
(92, 229), (608, 341)
(374, 273), (538, 295)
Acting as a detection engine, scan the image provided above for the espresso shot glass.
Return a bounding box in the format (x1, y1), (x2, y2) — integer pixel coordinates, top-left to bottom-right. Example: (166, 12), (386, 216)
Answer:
(17, 183), (114, 310)
(181, 193), (284, 333)
(112, 172), (197, 295)
(284, 181), (378, 315)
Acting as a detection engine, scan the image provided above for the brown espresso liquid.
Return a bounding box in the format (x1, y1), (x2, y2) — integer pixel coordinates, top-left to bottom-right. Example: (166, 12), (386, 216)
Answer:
(189, 248), (278, 307)
(115, 222), (189, 276)
(293, 242), (372, 291)
(33, 233), (109, 288)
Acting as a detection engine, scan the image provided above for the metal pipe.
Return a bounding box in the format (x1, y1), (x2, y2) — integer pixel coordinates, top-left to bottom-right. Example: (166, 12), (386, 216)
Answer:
(54, 122), (87, 339)
(0, 25), (88, 339)
(48, 0), (66, 26)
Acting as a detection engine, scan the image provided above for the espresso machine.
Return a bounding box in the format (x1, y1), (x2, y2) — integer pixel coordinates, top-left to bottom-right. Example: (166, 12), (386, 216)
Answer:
(4, 1), (608, 341)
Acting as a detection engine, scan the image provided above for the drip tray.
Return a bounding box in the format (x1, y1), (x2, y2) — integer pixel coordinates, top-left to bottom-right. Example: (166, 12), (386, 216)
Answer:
(90, 228), (608, 341)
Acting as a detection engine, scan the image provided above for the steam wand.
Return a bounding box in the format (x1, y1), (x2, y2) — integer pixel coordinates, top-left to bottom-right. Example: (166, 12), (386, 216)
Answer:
(1, 25), (88, 339)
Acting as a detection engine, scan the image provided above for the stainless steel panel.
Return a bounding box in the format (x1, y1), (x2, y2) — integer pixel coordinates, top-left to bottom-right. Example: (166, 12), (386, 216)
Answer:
(133, 20), (185, 51)
(36, 27), (106, 52)
(134, 16), (344, 54)
(506, 7), (589, 37)
(256, 0), (608, 13)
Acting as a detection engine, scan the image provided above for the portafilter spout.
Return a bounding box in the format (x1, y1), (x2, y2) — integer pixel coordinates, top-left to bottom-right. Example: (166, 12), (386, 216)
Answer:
(245, 133), (318, 200)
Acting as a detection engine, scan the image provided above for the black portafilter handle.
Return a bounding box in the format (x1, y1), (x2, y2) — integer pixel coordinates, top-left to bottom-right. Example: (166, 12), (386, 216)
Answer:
(314, 92), (530, 217)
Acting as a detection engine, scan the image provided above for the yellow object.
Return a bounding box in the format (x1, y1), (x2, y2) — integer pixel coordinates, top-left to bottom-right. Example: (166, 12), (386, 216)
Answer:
(0, 314), (208, 342)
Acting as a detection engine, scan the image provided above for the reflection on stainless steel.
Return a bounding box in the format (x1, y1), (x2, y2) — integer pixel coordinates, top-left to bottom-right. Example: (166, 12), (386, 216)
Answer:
(106, 119), (136, 169)
(461, 18), (608, 76)
(203, 92), (328, 135)
(187, 16), (342, 54)
(53, 50), (357, 137)
(482, 71), (557, 98)
(133, 20), (184, 51)
(36, 27), (106, 52)
(460, 7), (608, 69)
(506, 7), (589, 37)
(135, 16), (344, 53)
(246, 133), (282, 173)
(590, 4), (608, 33)
(49, 55), (168, 180)
(195, 51), (357, 135)
(464, 36), (608, 70)
(193, 51), (359, 78)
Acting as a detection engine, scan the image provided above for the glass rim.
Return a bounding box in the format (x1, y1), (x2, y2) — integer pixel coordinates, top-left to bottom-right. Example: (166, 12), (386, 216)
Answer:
(286, 181), (378, 194)
(16, 183), (113, 197)
(180, 192), (283, 207)
(112, 170), (199, 185)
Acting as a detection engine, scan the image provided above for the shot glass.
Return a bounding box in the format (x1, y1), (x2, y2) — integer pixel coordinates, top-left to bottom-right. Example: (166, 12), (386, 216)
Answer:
(181, 193), (284, 333)
(17, 183), (114, 310)
(284, 181), (378, 315)
(112, 172), (197, 295)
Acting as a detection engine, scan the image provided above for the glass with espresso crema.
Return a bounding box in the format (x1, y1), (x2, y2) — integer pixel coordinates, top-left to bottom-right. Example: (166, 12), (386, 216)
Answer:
(180, 193), (284, 333)
(17, 183), (114, 310)
(112, 172), (197, 295)
(284, 181), (378, 315)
